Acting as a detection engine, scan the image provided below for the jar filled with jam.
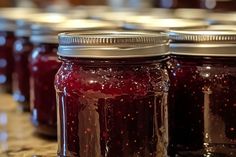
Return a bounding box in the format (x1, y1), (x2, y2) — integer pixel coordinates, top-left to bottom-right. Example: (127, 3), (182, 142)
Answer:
(168, 30), (236, 156)
(0, 8), (39, 94)
(12, 12), (68, 112)
(30, 20), (118, 137)
(29, 24), (60, 137)
(13, 19), (33, 111)
(0, 15), (16, 93)
(55, 31), (170, 157)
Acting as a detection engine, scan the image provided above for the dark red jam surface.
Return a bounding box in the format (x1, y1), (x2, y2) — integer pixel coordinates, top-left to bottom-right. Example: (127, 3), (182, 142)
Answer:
(55, 57), (169, 157)
(0, 31), (15, 93)
(154, 0), (201, 8)
(167, 55), (236, 156)
(29, 43), (60, 137)
(13, 36), (33, 111)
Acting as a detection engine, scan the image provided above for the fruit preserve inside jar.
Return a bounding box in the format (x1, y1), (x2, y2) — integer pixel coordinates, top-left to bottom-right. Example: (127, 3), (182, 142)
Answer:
(30, 35), (61, 136)
(55, 31), (170, 157)
(13, 22), (33, 111)
(168, 30), (236, 157)
(0, 30), (15, 93)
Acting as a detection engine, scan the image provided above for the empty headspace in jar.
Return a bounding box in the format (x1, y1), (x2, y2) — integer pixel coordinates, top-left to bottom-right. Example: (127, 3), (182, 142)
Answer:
(57, 30), (170, 58)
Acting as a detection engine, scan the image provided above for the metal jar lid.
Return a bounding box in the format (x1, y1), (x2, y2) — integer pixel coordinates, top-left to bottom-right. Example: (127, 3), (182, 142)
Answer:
(169, 30), (236, 57)
(174, 9), (208, 20)
(58, 31), (169, 58)
(0, 8), (39, 32)
(208, 25), (236, 31)
(30, 19), (118, 44)
(123, 18), (208, 32)
(207, 12), (236, 25)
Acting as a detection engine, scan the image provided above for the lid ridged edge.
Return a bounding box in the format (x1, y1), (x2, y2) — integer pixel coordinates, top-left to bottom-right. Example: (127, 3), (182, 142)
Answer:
(58, 31), (169, 47)
(169, 30), (236, 42)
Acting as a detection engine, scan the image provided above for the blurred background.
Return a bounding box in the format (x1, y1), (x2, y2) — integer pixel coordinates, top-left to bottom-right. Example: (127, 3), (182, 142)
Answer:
(0, 0), (236, 11)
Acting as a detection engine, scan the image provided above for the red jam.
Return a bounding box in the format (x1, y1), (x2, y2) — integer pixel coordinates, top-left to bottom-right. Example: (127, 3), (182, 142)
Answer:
(29, 43), (61, 137)
(56, 58), (169, 157)
(13, 36), (33, 111)
(55, 31), (170, 157)
(0, 31), (15, 93)
(168, 56), (236, 156)
(168, 30), (236, 157)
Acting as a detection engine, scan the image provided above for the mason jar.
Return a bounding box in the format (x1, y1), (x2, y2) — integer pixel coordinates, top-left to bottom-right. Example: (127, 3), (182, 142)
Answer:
(168, 30), (236, 156)
(29, 25), (60, 137)
(0, 8), (39, 93)
(13, 18), (33, 111)
(55, 31), (170, 157)
(29, 20), (118, 137)
(0, 16), (16, 93)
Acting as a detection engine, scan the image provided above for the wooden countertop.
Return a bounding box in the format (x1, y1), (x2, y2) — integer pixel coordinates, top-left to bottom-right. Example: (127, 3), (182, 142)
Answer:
(0, 94), (57, 157)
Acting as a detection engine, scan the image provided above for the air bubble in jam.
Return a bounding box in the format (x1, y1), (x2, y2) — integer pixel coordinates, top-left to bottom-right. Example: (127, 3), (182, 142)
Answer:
(55, 58), (169, 157)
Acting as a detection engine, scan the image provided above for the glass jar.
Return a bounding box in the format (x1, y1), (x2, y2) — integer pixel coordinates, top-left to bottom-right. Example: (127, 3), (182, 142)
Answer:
(168, 30), (236, 156)
(0, 8), (39, 94)
(29, 20), (118, 137)
(13, 19), (33, 111)
(55, 31), (170, 157)
(0, 19), (16, 93)
(153, 0), (201, 8)
(29, 25), (61, 137)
